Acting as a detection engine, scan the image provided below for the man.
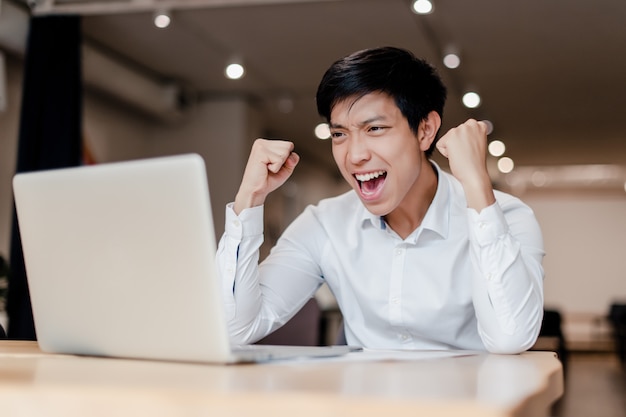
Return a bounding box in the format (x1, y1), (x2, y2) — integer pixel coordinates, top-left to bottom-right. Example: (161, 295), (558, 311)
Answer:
(216, 47), (544, 353)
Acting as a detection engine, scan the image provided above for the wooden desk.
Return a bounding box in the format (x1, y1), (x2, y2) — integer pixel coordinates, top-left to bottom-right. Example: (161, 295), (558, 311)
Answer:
(0, 341), (563, 417)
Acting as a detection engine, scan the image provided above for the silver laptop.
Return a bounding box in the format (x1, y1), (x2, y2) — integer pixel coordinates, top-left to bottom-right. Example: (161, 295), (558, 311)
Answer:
(12, 154), (354, 363)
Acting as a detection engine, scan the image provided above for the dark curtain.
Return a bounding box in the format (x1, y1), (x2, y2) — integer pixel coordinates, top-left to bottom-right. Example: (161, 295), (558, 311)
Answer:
(7, 15), (82, 339)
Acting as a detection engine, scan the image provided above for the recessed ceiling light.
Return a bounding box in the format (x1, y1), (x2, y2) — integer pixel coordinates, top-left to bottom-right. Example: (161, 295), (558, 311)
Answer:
(462, 91), (481, 108)
(412, 0), (434, 15)
(314, 123), (331, 140)
(497, 157), (515, 173)
(225, 63), (245, 80)
(481, 119), (494, 135)
(153, 10), (171, 29)
(531, 171), (548, 187)
(443, 53), (460, 69)
(488, 140), (505, 157)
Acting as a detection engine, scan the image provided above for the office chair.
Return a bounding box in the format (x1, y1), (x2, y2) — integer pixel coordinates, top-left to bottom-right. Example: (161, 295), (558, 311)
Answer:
(335, 324), (347, 345)
(539, 309), (568, 373)
(608, 303), (626, 368)
(0, 255), (7, 339)
(256, 298), (323, 346)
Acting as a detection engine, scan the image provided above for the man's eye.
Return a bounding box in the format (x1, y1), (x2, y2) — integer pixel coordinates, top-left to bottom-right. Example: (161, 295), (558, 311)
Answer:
(331, 131), (344, 138)
(369, 126), (386, 133)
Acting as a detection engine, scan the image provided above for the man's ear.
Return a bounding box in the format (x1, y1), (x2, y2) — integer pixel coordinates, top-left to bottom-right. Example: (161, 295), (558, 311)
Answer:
(418, 111), (441, 152)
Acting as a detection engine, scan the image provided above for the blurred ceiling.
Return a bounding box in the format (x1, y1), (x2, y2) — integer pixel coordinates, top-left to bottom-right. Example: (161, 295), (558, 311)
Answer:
(9, 0), (626, 176)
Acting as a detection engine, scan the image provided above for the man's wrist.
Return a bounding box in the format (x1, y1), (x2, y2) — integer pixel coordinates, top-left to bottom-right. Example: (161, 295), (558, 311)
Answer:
(462, 175), (496, 212)
(234, 190), (265, 215)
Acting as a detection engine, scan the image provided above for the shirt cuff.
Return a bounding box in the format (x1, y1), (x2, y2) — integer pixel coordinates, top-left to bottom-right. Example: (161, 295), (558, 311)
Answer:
(225, 203), (264, 239)
(467, 202), (509, 246)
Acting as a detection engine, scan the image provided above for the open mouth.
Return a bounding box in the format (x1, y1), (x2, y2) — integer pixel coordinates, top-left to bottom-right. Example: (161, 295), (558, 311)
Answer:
(354, 170), (387, 197)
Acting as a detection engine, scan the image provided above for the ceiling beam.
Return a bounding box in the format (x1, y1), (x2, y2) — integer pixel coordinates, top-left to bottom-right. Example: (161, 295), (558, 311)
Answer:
(30, 0), (343, 16)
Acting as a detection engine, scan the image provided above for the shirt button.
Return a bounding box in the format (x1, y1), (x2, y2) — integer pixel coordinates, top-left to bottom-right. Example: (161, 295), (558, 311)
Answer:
(391, 297), (400, 305)
(400, 333), (409, 340)
(232, 220), (241, 228)
(395, 248), (403, 256)
(486, 272), (493, 281)
(478, 222), (487, 229)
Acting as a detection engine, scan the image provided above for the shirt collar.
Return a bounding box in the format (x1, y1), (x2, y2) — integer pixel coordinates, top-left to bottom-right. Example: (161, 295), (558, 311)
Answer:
(359, 161), (450, 239)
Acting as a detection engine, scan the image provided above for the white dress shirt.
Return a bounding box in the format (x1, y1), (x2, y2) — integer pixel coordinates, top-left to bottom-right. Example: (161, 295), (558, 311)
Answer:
(217, 163), (545, 353)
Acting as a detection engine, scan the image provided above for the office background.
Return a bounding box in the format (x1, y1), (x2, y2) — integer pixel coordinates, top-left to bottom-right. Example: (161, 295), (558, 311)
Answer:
(0, 0), (625, 343)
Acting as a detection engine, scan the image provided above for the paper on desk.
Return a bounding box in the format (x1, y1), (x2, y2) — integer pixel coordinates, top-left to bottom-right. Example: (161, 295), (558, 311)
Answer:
(353, 348), (482, 361)
(283, 348), (484, 364)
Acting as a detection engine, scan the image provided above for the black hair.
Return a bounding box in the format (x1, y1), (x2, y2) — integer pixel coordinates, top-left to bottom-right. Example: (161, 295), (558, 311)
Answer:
(316, 46), (447, 156)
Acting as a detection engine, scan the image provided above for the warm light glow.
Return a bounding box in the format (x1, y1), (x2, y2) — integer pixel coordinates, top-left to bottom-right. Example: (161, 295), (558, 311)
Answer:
(462, 92), (481, 108)
(412, 0), (433, 14)
(505, 164), (626, 190)
(154, 12), (171, 29)
(488, 140), (505, 157)
(443, 53), (460, 69)
(314, 123), (331, 140)
(497, 157), (515, 173)
(531, 171), (548, 187)
(225, 63), (245, 80)
(481, 119), (494, 135)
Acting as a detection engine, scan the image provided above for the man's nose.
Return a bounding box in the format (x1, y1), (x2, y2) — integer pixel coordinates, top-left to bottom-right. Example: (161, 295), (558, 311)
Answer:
(347, 136), (370, 164)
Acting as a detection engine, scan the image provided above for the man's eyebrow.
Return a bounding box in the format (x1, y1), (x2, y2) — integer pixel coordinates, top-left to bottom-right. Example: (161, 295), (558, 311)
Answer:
(329, 115), (388, 129)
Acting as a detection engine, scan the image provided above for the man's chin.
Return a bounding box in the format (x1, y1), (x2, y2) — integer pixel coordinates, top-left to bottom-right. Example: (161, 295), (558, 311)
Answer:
(359, 199), (390, 218)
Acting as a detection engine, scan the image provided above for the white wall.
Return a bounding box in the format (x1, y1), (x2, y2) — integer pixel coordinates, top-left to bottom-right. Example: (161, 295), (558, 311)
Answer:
(523, 190), (626, 315)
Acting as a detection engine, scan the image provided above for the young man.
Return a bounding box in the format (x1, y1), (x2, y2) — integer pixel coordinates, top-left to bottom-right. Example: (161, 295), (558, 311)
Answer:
(216, 47), (545, 353)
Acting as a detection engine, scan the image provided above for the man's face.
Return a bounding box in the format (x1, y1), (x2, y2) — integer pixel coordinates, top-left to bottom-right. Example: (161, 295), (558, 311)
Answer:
(329, 92), (429, 217)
